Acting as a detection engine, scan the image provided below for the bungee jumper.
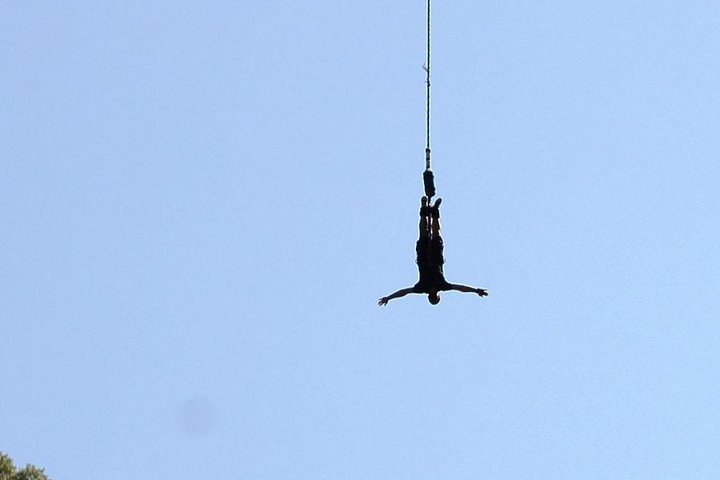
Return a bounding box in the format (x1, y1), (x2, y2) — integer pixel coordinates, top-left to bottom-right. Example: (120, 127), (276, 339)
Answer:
(378, 196), (488, 306)
(378, 0), (489, 306)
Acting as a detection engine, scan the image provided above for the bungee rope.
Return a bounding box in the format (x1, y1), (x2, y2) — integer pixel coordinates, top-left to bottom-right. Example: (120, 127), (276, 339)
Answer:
(422, 0), (436, 200)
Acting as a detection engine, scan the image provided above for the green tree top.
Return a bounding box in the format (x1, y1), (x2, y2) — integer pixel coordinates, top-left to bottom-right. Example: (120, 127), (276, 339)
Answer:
(0, 453), (50, 480)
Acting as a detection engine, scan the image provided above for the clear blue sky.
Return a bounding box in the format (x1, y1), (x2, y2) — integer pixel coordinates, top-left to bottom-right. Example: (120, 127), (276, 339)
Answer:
(3, 1), (720, 478)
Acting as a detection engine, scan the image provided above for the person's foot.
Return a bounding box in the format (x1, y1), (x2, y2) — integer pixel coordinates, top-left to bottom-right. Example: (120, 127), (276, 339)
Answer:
(431, 197), (442, 218)
(420, 196), (432, 216)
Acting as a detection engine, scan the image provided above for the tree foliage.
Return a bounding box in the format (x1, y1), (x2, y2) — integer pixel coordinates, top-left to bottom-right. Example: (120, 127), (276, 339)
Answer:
(0, 453), (49, 480)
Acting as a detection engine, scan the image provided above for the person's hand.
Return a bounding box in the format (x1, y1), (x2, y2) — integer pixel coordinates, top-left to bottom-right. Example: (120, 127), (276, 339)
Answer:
(378, 297), (389, 306)
(476, 288), (488, 297)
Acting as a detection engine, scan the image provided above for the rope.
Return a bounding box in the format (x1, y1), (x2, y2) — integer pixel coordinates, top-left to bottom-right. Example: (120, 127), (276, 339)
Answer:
(425, 0), (430, 150)
(424, 0), (431, 169)
(422, 0), (436, 199)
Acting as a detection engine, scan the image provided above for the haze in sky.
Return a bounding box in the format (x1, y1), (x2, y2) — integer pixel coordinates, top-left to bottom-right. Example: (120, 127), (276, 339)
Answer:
(3, 1), (720, 478)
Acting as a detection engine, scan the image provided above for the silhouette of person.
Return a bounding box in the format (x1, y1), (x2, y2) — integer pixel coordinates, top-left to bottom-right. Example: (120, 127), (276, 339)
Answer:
(378, 197), (488, 306)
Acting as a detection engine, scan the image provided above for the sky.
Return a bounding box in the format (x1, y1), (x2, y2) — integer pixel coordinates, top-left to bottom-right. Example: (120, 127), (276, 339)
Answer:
(2, 0), (720, 478)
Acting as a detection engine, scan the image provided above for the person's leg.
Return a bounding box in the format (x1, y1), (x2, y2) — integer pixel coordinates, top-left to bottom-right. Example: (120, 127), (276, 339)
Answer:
(419, 196), (431, 237)
(431, 216), (441, 239)
(430, 198), (442, 238)
(416, 197), (435, 272)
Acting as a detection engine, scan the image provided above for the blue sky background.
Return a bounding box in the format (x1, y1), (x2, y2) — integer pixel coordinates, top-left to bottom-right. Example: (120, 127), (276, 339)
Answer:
(3, 1), (720, 478)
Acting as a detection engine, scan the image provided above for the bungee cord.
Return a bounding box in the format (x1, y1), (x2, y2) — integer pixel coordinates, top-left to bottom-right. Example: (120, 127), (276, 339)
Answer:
(422, 0), (436, 200)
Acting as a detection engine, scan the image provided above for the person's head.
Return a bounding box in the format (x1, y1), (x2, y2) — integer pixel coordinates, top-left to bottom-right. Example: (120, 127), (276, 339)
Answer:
(428, 288), (441, 305)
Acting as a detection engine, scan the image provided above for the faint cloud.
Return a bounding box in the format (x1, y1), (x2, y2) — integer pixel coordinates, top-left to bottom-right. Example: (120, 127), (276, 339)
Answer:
(177, 397), (218, 437)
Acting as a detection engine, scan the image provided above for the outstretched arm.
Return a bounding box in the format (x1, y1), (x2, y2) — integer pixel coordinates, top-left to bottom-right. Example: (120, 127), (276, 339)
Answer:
(378, 287), (415, 306)
(446, 283), (489, 297)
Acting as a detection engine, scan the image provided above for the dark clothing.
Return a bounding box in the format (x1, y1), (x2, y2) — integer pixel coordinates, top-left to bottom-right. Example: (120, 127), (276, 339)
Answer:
(416, 235), (444, 267)
(413, 235), (450, 293)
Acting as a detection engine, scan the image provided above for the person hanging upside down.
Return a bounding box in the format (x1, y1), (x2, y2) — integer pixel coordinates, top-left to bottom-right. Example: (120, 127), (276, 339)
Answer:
(378, 196), (489, 306)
